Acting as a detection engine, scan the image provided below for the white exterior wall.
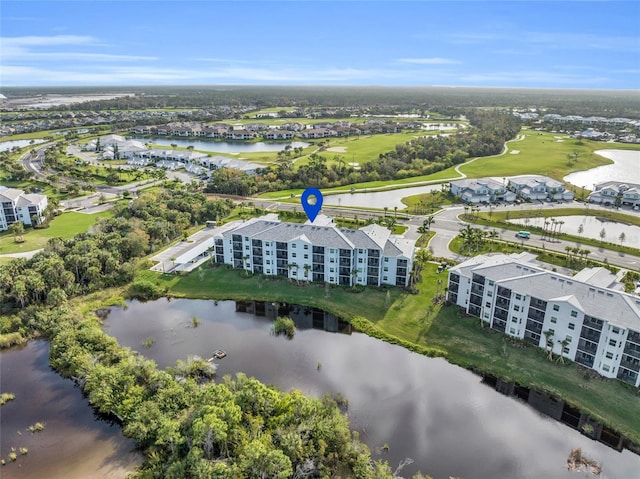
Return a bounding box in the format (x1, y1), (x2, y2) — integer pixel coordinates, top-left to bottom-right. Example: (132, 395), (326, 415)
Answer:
(381, 256), (397, 285)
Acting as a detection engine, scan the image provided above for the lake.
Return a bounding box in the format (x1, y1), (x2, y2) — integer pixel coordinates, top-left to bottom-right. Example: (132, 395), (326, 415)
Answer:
(0, 341), (140, 479)
(507, 214), (640, 245)
(103, 298), (640, 479)
(325, 184), (442, 210)
(128, 137), (310, 153)
(564, 149), (640, 188)
(0, 139), (46, 152)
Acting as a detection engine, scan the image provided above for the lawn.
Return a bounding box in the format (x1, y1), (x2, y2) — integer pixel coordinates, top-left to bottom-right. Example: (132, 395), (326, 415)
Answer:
(259, 130), (640, 200)
(452, 130), (640, 180)
(136, 262), (640, 444)
(0, 210), (113, 254)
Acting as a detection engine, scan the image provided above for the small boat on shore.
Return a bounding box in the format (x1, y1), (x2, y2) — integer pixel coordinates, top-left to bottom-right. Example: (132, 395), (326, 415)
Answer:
(213, 349), (227, 359)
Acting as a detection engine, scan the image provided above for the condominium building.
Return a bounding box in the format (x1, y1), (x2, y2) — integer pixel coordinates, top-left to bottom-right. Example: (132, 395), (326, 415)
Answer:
(210, 215), (415, 287)
(447, 253), (640, 387)
(0, 186), (48, 232)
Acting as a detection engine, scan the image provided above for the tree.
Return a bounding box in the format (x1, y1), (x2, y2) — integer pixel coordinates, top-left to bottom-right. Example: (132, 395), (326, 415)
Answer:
(417, 215), (435, 234)
(543, 330), (555, 361)
(578, 223), (584, 236)
(599, 228), (606, 244)
(557, 338), (571, 364)
(619, 232), (626, 245)
(10, 221), (25, 243)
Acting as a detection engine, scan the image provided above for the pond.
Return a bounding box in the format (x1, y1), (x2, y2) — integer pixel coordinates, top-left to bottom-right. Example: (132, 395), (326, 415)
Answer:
(0, 139), (46, 152)
(128, 137), (310, 154)
(507, 214), (640, 245)
(324, 183), (442, 210)
(103, 298), (640, 479)
(0, 341), (140, 479)
(564, 149), (640, 188)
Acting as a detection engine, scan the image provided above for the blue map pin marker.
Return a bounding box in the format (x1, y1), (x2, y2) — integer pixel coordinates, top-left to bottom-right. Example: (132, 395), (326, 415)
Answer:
(301, 187), (323, 223)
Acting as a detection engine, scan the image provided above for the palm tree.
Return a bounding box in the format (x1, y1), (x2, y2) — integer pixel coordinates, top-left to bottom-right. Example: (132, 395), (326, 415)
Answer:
(303, 264), (311, 282)
(383, 206), (389, 217)
(350, 268), (359, 286)
(543, 330), (555, 361)
(556, 338), (570, 364)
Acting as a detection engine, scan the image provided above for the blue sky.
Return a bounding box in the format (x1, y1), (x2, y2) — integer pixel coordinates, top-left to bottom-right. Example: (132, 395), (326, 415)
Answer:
(2, 1), (639, 89)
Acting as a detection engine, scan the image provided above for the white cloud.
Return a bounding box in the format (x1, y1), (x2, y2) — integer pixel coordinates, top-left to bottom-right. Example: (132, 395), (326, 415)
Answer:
(397, 58), (460, 65)
(1, 34), (156, 63)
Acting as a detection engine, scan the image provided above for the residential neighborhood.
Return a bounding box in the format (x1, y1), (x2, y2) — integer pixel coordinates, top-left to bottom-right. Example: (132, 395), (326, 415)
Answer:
(450, 175), (575, 204)
(0, 186), (48, 231)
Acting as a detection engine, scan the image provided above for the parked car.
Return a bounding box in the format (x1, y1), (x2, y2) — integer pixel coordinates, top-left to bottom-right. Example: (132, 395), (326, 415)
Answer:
(515, 231), (531, 239)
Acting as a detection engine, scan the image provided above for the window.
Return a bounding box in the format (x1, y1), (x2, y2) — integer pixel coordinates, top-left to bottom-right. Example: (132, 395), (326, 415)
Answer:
(358, 258), (363, 263)
(565, 335), (572, 343)
(484, 313), (489, 319)
(330, 268), (335, 273)
(515, 294), (522, 300)
(571, 310), (578, 318)
(606, 352), (613, 359)
(266, 260), (271, 265)
(304, 244), (309, 250)
(609, 339), (617, 347)
(266, 269), (271, 274)
(563, 346), (570, 354)
(292, 244), (296, 248)
(549, 329), (555, 335)
(514, 305), (520, 312)
(603, 364), (610, 372)
(358, 249), (363, 253)
(384, 267), (389, 272)
(330, 258), (335, 263)
(304, 254), (308, 259)
(509, 328), (516, 334)
(292, 253), (297, 258)
(553, 304), (560, 311)
(568, 323), (575, 330)
(488, 280), (494, 286)
(330, 249), (335, 253)
(486, 302), (491, 308)
(512, 317), (518, 323)
(487, 291), (493, 297)
(265, 242), (270, 246)
(612, 326), (620, 334)
(384, 257), (389, 262)
(550, 317), (557, 324)
(383, 276), (388, 281)
(245, 245), (249, 250)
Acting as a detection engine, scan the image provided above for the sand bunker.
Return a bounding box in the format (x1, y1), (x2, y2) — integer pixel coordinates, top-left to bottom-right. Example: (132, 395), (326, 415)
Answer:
(326, 146), (348, 153)
(510, 150), (520, 154)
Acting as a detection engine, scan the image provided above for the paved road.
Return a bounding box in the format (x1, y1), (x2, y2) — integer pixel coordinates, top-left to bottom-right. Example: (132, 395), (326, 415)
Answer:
(426, 202), (640, 271)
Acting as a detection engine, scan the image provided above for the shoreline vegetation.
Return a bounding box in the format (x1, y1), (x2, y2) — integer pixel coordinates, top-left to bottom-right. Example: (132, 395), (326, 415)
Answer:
(135, 263), (640, 447)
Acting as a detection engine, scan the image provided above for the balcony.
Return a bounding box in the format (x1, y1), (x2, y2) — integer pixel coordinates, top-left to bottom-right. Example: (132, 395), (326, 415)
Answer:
(527, 309), (545, 322)
(579, 326), (601, 343)
(620, 354), (640, 372)
(493, 308), (508, 321)
(577, 339), (598, 354)
(471, 284), (484, 295)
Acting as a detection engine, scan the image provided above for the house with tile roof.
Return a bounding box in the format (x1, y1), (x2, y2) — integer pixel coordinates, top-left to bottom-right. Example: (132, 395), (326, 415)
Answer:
(447, 253), (640, 387)
(0, 186), (48, 231)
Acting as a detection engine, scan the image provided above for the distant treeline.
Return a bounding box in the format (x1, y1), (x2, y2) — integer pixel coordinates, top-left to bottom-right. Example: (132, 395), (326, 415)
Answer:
(3, 85), (640, 118)
(206, 110), (522, 196)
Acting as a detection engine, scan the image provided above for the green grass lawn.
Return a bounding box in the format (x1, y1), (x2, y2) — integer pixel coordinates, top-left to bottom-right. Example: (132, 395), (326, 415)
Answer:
(136, 262), (640, 443)
(452, 130), (640, 180)
(0, 211), (112, 254)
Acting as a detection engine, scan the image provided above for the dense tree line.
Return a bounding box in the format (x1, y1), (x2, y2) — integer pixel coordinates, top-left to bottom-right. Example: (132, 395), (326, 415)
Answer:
(4, 85), (638, 117)
(0, 184), (405, 478)
(0, 188), (233, 312)
(207, 110), (521, 195)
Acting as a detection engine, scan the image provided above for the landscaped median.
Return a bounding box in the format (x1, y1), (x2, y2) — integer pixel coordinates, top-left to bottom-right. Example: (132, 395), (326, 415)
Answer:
(134, 262), (640, 446)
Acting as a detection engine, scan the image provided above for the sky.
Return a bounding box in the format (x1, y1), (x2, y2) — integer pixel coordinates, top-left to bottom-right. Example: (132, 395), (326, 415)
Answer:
(1, 1), (639, 89)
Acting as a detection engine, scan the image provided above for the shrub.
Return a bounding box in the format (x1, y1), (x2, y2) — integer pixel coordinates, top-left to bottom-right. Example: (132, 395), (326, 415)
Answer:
(273, 316), (296, 339)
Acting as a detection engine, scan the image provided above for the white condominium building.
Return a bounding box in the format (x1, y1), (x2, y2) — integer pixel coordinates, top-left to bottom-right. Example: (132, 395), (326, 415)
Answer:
(0, 186), (48, 232)
(447, 253), (640, 387)
(211, 215), (415, 287)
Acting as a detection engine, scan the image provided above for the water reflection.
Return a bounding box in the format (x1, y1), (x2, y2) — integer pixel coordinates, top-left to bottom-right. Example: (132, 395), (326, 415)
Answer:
(564, 149), (640, 188)
(104, 299), (640, 479)
(0, 341), (140, 479)
(0, 139), (46, 151)
(507, 215), (640, 244)
(128, 136), (310, 153)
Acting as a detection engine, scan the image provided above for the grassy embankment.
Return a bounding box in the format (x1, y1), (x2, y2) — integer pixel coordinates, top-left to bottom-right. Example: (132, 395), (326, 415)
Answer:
(135, 263), (640, 445)
(0, 211), (113, 255)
